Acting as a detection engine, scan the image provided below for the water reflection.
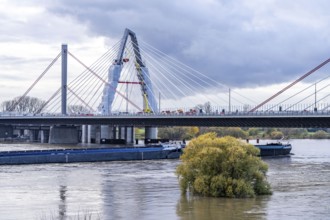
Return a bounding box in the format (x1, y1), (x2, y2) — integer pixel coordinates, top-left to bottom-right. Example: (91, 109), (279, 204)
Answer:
(101, 161), (180, 220)
(59, 185), (67, 220)
(177, 194), (269, 220)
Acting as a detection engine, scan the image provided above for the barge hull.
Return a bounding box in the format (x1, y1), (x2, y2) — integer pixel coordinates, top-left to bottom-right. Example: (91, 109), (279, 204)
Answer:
(0, 147), (182, 165)
(255, 144), (292, 156)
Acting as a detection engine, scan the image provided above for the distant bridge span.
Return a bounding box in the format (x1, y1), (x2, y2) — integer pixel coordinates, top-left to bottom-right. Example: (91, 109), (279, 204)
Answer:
(1, 113), (330, 128)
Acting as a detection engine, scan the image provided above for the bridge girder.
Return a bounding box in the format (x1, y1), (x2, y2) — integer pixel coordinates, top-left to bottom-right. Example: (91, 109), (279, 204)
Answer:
(1, 115), (330, 128)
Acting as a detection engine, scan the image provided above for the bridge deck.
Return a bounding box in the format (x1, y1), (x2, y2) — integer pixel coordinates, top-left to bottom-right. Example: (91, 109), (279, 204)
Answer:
(1, 112), (330, 127)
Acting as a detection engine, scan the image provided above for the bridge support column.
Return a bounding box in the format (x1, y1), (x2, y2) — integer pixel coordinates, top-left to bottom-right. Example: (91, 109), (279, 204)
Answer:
(125, 126), (134, 144)
(95, 125), (124, 143)
(94, 125), (101, 144)
(81, 125), (88, 143)
(28, 129), (39, 142)
(99, 126), (133, 144)
(101, 125), (113, 140)
(119, 126), (126, 139)
(87, 125), (92, 143)
(112, 126), (118, 139)
(49, 125), (78, 144)
(87, 125), (100, 143)
(40, 130), (48, 143)
(27, 130), (33, 142)
(145, 126), (158, 140)
(39, 130), (43, 143)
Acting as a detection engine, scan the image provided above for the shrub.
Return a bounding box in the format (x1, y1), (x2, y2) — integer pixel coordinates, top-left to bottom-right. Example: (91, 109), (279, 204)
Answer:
(312, 130), (328, 139)
(176, 133), (272, 198)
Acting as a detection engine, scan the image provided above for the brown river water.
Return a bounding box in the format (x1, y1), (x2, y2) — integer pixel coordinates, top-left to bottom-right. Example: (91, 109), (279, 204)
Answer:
(0, 139), (330, 220)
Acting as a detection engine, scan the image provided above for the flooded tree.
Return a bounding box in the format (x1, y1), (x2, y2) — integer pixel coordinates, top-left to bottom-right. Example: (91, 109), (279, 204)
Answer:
(176, 133), (272, 198)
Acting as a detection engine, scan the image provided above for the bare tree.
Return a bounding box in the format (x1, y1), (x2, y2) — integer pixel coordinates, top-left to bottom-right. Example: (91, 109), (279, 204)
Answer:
(195, 101), (212, 113)
(243, 104), (250, 112)
(68, 105), (90, 115)
(1, 96), (46, 114)
(204, 101), (212, 113)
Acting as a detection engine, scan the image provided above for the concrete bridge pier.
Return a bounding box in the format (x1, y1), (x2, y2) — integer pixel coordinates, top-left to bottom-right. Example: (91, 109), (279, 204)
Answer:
(40, 130), (49, 143)
(27, 129), (39, 142)
(118, 126), (134, 144)
(98, 125), (134, 144)
(94, 125), (101, 144)
(86, 125), (101, 143)
(100, 125), (118, 143)
(112, 126), (118, 139)
(49, 125), (78, 144)
(87, 125), (92, 143)
(40, 130), (45, 143)
(81, 125), (88, 143)
(119, 126), (125, 139)
(145, 126), (158, 140)
(83, 125), (135, 144)
(125, 126), (135, 144)
(101, 125), (112, 139)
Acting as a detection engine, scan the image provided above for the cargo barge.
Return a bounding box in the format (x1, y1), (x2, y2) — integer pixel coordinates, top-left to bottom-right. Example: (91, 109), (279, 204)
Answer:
(255, 142), (292, 156)
(0, 143), (184, 165)
(0, 139), (292, 165)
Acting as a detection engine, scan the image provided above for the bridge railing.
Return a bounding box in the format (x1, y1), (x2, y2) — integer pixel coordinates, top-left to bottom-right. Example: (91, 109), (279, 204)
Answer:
(104, 110), (330, 117)
(1, 107), (330, 117)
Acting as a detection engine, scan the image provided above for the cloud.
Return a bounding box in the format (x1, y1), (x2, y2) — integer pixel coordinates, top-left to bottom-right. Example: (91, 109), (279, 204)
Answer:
(0, 0), (112, 102)
(45, 0), (330, 89)
(1, 0), (330, 108)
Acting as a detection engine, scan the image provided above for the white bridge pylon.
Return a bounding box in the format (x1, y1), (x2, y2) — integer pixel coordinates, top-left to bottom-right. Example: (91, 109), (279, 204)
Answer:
(101, 28), (158, 115)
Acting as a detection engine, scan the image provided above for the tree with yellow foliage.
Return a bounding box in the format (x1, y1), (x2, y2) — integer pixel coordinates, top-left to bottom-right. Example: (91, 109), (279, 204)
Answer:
(176, 133), (272, 198)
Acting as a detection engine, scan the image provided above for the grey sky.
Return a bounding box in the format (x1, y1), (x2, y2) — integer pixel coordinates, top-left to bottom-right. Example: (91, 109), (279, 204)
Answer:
(47, 0), (330, 88)
(0, 0), (329, 105)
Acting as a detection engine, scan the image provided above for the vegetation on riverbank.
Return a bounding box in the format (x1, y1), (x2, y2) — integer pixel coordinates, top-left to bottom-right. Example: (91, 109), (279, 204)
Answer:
(156, 127), (330, 140)
(176, 133), (272, 198)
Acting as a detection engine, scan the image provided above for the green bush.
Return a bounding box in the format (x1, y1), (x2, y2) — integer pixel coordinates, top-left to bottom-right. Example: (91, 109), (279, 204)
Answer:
(158, 126), (199, 140)
(176, 133), (272, 198)
(270, 131), (284, 139)
(199, 127), (248, 139)
(312, 130), (329, 139)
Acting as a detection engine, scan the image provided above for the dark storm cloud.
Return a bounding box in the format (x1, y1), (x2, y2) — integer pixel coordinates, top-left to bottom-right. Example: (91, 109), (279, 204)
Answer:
(47, 0), (330, 89)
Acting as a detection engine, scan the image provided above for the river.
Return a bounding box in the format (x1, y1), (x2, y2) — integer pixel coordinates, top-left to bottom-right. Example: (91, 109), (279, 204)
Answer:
(0, 139), (330, 220)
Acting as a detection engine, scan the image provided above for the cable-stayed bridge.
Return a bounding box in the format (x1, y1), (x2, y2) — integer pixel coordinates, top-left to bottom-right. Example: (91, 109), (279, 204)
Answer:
(0, 28), (330, 144)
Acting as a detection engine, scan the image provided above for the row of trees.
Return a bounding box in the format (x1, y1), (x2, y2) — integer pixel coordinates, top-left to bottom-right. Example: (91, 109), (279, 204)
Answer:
(1, 96), (46, 113)
(1, 96), (90, 114)
(158, 127), (330, 140)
